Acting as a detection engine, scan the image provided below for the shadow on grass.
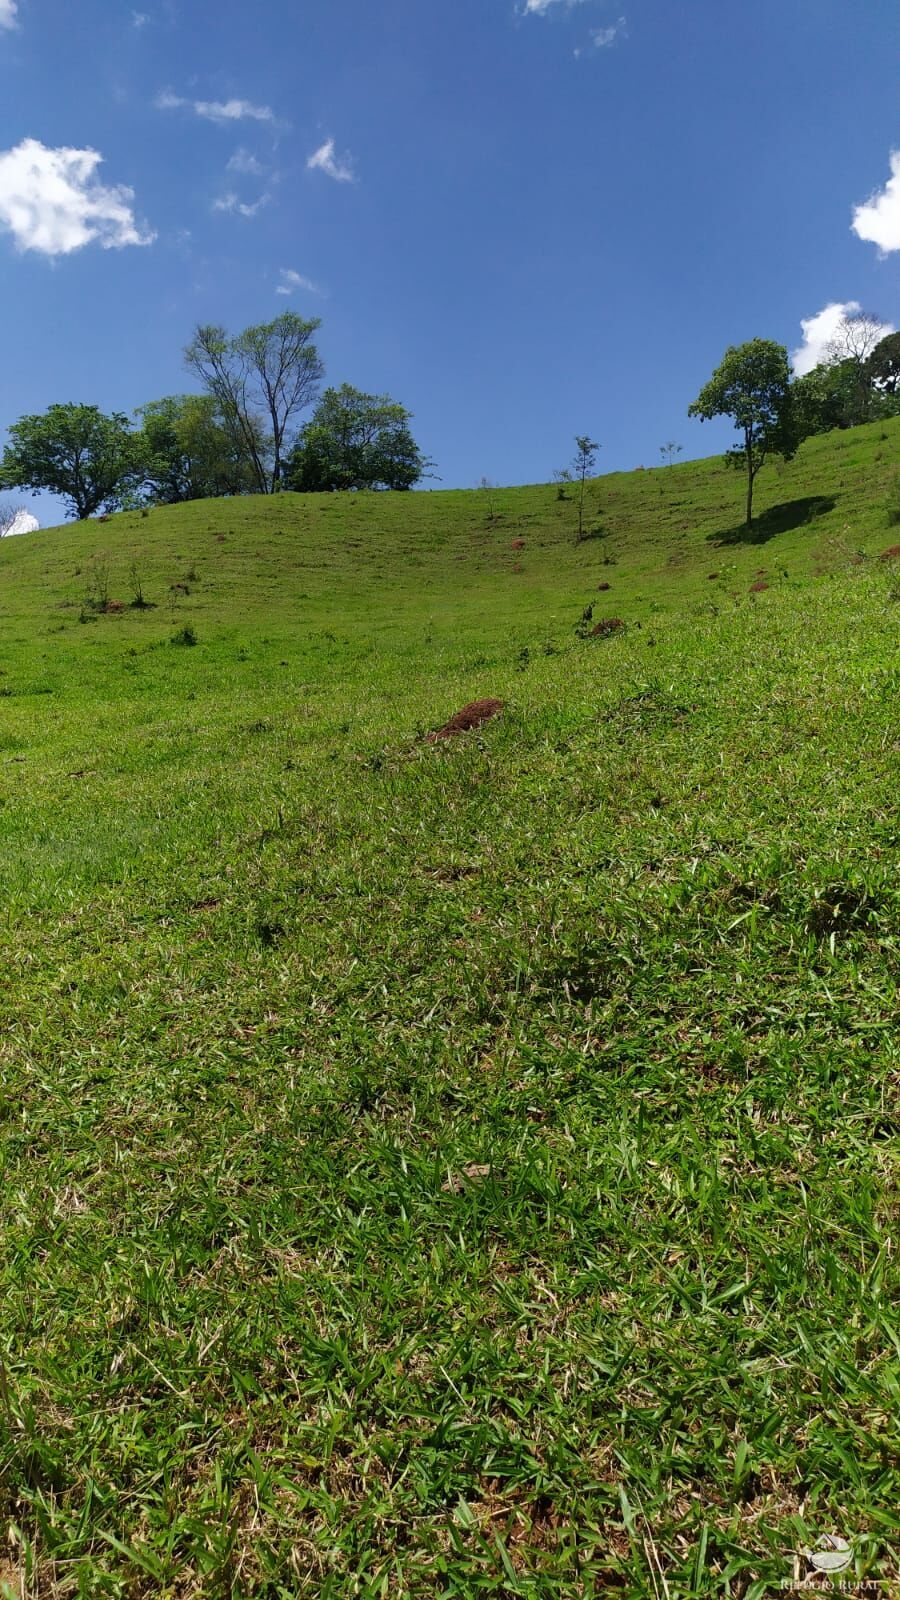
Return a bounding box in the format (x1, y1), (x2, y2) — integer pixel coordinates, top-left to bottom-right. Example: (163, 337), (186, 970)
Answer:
(710, 495), (837, 547)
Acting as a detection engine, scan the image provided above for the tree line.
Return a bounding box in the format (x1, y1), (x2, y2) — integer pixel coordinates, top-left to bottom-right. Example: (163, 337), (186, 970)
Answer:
(1, 307), (897, 528)
(0, 313), (432, 520)
(689, 313), (900, 527)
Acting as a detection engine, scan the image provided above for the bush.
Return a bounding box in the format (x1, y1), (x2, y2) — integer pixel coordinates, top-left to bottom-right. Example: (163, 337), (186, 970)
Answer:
(170, 624), (197, 647)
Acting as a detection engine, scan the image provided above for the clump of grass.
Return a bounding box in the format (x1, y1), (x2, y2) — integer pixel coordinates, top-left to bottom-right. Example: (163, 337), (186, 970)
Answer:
(170, 623), (197, 646)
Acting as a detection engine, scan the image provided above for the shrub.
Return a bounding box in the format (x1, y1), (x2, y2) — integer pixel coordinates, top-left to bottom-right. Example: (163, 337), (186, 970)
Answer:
(128, 561), (153, 609)
(84, 559), (110, 612)
(170, 624), (197, 647)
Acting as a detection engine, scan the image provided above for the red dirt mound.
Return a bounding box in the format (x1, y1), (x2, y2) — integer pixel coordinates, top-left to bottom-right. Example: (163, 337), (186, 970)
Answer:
(878, 543), (900, 561)
(749, 581), (769, 593)
(427, 698), (504, 742)
(510, 538), (525, 550)
(597, 581), (611, 592)
(590, 618), (624, 638)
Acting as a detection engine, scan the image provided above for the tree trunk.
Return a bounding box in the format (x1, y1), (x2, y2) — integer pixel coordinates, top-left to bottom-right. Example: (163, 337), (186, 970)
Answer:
(745, 429), (754, 528)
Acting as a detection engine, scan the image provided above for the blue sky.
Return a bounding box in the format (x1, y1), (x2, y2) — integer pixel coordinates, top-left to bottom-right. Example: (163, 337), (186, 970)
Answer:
(1, 0), (899, 522)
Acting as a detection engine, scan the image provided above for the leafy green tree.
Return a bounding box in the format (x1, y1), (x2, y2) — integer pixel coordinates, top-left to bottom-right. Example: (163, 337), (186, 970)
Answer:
(791, 360), (860, 436)
(184, 313), (323, 494)
(791, 364), (836, 437)
(791, 351), (900, 440)
(285, 385), (430, 492)
(688, 340), (795, 528)
(865, 331), (900, 396)
(0, 404), (140, 520)
(136, 395), (261, 504)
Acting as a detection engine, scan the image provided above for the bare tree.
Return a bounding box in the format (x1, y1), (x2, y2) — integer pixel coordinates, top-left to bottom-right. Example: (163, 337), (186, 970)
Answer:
(0, 501), (28, 536)
(185, 313), (324, 494)
(826, 311), (889, 368)
(477, 475), (497, 519)
(826, 311), (892, 422)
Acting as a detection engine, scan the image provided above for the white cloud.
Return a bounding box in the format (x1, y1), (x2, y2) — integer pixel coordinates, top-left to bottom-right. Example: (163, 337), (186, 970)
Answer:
(196, 97), (274, 125)
(227, 147), (265, 176)
(523, 0), (590, 12)
(213, 190), (270, 218)
(132, 10), (149, 27)
(792, 302), (860, 376)
(0, 139), (154, 255)
(852, 150), (900, 255)
(276, 267), (321, 296)
(591, 16), (625, 45)
(791, 301), (894, 375)
(2, 509), (39, 537)
(156, 90), (275, 124)
(307, 138), (355, 183)
(574, 14), (625, 52)
(0, 0), (18, 30)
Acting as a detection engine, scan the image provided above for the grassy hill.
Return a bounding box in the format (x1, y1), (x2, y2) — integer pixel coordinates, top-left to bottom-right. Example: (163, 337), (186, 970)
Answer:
(0, 422), (898, 1597)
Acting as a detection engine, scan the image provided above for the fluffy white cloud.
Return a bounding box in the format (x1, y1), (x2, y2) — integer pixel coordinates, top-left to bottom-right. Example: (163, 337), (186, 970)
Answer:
(227, 147), (265, 176)
(0, 0), (18, 30)
(0, 139), (154, 255)
(276, 267), (321, 296)
(2, 509), (39, 537)
(213, 190), (270, 218)
(156, 90), (275, 124)
(307, 138), (355, 183)
(791, 301), (894, 375)
(792, 302), (859, 375)
(852, 150), (900, 255)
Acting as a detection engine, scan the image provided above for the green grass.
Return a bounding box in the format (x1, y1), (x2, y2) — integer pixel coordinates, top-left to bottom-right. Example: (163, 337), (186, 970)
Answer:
(0, 423), (898, 1597)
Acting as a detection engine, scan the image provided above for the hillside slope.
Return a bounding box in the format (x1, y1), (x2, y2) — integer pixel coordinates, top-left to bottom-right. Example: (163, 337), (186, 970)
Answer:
(0, 424), (897, 1597)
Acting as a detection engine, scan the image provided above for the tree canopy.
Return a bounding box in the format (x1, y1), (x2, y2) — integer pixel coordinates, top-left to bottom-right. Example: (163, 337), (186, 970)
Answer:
(866, 331), (900, 396)
(688, 340), (795, 527)
(285, 385), (429, 492)
(136, 395), (262, 504)
(184, 313), (323, 494)
(0, 404), (140, 520)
